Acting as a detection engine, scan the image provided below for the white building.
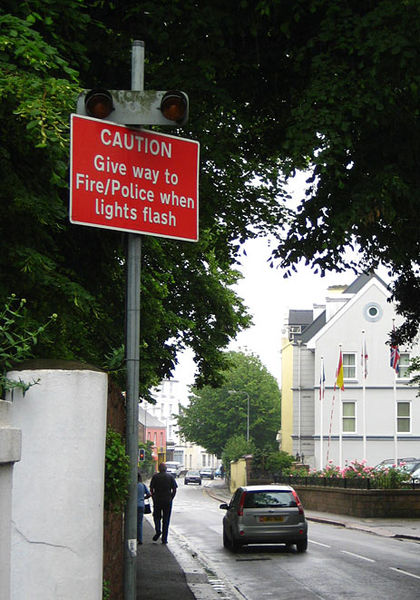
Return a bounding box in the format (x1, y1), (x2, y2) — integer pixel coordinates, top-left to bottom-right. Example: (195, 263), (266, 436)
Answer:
(281, 273), (420, 469)
(148, 379), (220, 470)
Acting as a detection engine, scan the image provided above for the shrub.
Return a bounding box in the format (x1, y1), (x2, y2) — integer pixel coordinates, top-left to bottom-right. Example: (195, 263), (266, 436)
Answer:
(104, 427), (130, 512)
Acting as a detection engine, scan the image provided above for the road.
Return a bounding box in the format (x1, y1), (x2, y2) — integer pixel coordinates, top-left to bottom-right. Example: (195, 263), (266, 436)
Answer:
(169, 479), (420, 600)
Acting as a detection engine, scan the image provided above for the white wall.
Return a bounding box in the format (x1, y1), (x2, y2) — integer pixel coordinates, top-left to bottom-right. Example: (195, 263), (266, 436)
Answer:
(313, 281), (420, 467)
(0, 400), (22, 600)
(7, 367), (107, 600)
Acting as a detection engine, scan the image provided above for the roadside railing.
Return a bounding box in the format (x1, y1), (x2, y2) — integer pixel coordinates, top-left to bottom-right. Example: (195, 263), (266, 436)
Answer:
(248, 471), (420, 490)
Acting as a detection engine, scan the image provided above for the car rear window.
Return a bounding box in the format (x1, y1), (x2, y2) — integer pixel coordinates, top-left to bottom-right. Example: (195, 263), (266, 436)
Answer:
(243, 491), (297, 508)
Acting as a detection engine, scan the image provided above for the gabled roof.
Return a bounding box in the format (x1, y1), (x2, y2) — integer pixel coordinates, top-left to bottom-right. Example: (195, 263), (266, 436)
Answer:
(344, 271), (388, 294)
(138, 405), (165, 428)
(289, 309), (314, 326)
(290, 272), (389, 345)
(299, 310), (326, 343)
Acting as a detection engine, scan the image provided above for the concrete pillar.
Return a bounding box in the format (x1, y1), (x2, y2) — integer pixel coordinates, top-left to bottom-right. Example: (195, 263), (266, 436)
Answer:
(0, 400), (22, 600)
(7, 364), (107, 600)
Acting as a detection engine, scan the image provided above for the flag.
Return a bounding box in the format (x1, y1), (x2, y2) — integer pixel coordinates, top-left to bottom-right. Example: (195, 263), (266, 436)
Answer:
(390, 343), (400, 372)
(319, 361), (325, 401)
(390, 325), (400, 372)
(335, 350), (344, 391)
(361, 338), (368, 379)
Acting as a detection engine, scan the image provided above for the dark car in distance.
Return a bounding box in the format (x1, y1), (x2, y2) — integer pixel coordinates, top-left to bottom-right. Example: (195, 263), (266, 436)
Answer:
(184, 470), (202, 485)
(220, 485), (308, 553)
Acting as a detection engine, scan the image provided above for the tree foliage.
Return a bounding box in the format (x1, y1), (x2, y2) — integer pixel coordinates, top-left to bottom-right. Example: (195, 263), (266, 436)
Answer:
(176, 352), (281, 457)
(221, 434), (255, 476)
(264, 0), (420, 344)
(1, 0), (419, 399)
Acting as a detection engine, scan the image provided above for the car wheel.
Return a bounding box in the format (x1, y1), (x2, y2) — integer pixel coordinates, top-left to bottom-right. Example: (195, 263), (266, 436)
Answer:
(199, 481), (201, 485)
(231, 536), (240, 552)
(296, 537), (308, 553)
(223, 529), (229, 549)
(185, 481), (188, 485)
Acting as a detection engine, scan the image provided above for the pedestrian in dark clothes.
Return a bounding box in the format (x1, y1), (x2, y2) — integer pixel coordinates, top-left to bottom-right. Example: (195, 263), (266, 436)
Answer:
(150, 462), (177, 544)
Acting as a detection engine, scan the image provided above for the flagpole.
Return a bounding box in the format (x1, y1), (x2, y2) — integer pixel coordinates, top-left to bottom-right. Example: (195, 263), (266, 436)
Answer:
(362, 330), (367, 461)
(338, 344), (343, 469)
(393, 374), (398, 465)
(319, 356), (324, 471)
(391, 319), (399, 466)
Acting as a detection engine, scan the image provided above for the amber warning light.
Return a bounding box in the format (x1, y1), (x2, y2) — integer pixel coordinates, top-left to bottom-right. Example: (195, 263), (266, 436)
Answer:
(77, 89), (189, 126)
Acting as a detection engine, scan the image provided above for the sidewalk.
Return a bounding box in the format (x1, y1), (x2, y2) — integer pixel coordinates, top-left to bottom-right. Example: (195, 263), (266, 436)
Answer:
(136, 480), (420, 600)
(136, 519), (197, 600)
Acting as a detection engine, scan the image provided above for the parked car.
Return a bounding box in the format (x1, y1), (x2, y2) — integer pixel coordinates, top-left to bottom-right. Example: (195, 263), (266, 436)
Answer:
(176, 465), (188, 478)
(376, 457), (418, 469)
(376, 459), (420, 475)
(184, 470), (202, 485)
(199, 467), (214, 479)
(214, 466), (223, 478)
(220, 485), (308, 553)
(409, 466), (420, 484)
(165, 461), (180, 476)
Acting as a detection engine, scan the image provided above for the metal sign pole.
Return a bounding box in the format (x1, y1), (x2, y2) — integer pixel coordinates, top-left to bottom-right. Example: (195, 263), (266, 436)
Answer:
(124, 39), (144, 600)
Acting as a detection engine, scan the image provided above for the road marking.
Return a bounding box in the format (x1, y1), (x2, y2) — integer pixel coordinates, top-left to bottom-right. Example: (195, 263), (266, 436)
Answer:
(341, 550), (375, 563)
(309, 540), (331, 548)
(389, 567), (420, 580)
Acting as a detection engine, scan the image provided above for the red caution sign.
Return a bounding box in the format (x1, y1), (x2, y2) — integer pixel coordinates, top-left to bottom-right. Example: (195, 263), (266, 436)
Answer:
(70, 115), (199, 242)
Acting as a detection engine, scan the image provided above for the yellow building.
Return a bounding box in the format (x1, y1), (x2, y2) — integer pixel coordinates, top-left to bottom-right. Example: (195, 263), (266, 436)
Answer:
(280, 336), (294, 455)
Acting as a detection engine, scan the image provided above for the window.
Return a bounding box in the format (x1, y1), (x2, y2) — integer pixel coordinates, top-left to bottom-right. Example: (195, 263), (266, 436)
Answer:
(363, 302), (383, 322)
(397, 402), (411, 433)
(398, 353), (410, 379)
(244, 491), (296, 508)
(343, 353), (356, 379)
(342, 402), (356, 433)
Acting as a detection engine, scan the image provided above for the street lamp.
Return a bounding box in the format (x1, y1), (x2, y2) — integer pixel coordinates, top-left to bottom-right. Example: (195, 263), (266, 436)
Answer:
(228, 390), (250, 442)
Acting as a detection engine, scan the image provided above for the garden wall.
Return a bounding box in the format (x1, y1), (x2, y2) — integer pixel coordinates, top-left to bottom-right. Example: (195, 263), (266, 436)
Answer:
(230, 456), (420, 518)
(291, 485), (420, 518)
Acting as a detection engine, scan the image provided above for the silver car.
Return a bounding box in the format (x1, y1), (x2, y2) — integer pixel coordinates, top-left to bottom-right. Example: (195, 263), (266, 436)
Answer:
(220, 485), (308, 552)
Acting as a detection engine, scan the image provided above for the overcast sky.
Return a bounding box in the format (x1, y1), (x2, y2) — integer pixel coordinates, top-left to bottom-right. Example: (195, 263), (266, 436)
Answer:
(173, 171), (372, 391)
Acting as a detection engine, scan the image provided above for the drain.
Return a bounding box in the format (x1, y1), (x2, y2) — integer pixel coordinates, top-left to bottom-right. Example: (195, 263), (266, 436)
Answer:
(208, 575), (234, 598)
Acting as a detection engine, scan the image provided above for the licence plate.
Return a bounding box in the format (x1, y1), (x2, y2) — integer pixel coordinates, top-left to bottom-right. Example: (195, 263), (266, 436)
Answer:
(259, 516), (284, 522)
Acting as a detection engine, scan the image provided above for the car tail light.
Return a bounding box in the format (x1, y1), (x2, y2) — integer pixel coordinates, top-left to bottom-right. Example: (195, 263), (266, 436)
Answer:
(237, 492), (246, 516)
(292, 490), (304, 515)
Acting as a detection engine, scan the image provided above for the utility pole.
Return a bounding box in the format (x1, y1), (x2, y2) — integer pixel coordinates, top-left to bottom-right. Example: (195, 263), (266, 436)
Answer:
(72, 39), (194, 600)
(124, 39), (144, 600)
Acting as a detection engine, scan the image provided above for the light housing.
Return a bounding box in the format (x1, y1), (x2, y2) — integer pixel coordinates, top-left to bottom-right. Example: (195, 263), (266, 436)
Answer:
(160, 91), (189, 124)
(76, 89), (189, 126)
(84, 89), (114, 119)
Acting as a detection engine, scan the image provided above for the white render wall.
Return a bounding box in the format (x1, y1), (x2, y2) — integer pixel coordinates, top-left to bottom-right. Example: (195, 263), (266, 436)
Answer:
(312, 280), (420, 468)
(0, 400), (22, 600)
(7, 367), (107, 600)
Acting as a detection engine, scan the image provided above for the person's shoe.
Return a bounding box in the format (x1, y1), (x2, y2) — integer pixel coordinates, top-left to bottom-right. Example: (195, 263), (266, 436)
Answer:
(137, 541), (142, 545)
(152, 532), (161, 541)
(161, 540), (167, 544)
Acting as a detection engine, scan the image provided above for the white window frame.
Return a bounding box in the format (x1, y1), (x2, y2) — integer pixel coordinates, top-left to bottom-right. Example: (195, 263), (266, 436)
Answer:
(342, 401), (356, 433)
(397, 401), (411, 433)
(398, 352), (410, 379)
(343, 352), (357, 380)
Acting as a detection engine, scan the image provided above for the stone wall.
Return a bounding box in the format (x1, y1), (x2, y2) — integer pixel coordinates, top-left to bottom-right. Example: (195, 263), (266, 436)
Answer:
(294, 485), (420, 518)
